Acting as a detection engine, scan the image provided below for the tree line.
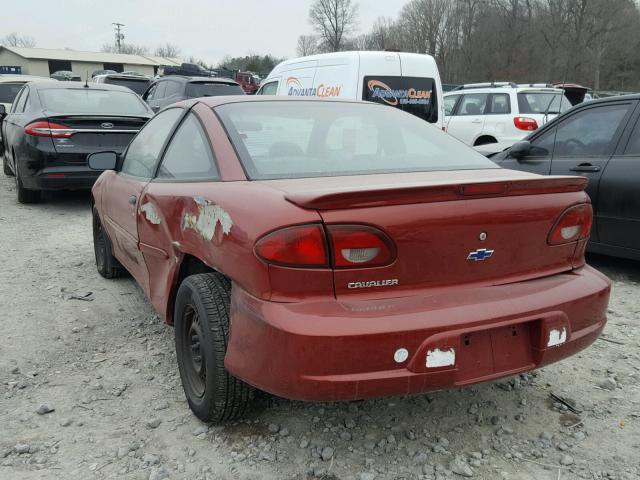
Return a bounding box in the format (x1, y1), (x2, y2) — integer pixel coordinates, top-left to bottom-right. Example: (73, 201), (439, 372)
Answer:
(300, 0), (640, 91)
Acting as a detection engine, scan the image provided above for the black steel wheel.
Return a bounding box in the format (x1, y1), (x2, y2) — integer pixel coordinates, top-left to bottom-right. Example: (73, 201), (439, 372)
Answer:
(174, 272), (255, 422)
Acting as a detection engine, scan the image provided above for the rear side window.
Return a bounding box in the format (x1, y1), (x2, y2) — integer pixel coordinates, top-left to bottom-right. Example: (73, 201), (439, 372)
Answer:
(518, 92), (571, 114)
(185, 82), (244, 98)
(259, 81), (278, 95)
(554, 104), (630, 157)
(363, 76), (438, 123)
(157, 113), (218, 180)
(0, 83), (25, 104)
(121, 108), (182, 177)
(154, 81), (168, 99)
(12, 88), (28, 113)
(489, 93), (510, 114)
(444, 95), (458, 116)
(38, 88), (149, 114)
(458, 94), (487, 115)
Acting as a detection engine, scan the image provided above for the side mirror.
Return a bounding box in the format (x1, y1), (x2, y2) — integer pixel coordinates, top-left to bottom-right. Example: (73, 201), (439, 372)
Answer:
(509, 140), (531, 159)
(88, 151), (117, 170)
(0, 104), (6, 116)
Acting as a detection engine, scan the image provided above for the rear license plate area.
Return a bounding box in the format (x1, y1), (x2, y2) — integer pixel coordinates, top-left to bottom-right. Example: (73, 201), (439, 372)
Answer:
(456, 322), (534, 381)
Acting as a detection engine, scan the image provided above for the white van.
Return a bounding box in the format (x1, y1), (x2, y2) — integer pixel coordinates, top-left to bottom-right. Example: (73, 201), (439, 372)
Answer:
(258, 51), (444, 128)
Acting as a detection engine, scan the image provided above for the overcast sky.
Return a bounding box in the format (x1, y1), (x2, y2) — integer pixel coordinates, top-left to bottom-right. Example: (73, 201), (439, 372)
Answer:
(3, 0), (408, 64)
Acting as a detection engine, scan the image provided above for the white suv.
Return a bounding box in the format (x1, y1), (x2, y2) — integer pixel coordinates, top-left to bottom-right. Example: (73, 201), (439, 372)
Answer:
(443, 82), (572, 154)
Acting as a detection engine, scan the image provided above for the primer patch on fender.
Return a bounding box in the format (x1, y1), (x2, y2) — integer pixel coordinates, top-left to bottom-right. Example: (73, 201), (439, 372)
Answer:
(547, 328), (567, 347)
(140, 202), (161, 225)
(426, 348), (456, 368)
(182, 196), (232, 241)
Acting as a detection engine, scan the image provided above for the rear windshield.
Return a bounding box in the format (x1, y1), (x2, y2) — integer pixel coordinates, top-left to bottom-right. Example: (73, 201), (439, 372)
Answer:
(38, 88), (149, 114)
(186, 82), (244, 98)
(103, 77), (149, 95)
(216, 101), (497, 180)
(363, 76), (438, 123)
(0, 83), (25, 103)
(518, 92), (572, 114)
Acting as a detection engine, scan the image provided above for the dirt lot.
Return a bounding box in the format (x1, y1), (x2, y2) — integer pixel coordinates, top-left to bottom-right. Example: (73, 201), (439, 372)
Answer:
(1, 157), (639, 480)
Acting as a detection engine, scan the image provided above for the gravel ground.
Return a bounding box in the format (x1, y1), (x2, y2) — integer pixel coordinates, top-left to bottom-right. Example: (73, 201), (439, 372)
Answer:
(1, 157), (639, 480)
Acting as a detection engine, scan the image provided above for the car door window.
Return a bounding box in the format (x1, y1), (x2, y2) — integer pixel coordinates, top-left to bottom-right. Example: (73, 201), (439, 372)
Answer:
(528, 127), (556, 158)
(13, 88), (28, 113)
(458, 94), (488, 115)
(154, 81), (167, 100)
(623, 116), (640, 155)
(120, 108), (183, 178)
(144, 83), (157, 101)
(444, 95), (458, 116)
(554, 104), (630, 157)
(157, 113), (218, 180)
(488, 93), (510, 114)
(164, 80), (182, 98)
(258, 81), (278, 95)
(9, 88), (24, 113)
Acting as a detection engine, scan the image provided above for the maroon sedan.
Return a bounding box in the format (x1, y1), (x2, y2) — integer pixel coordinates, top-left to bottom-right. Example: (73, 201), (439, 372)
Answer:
(89, 96), (610, 422)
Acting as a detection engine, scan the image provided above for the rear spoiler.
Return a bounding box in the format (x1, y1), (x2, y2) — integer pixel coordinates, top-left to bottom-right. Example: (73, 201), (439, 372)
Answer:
(285, 177), (588, 210)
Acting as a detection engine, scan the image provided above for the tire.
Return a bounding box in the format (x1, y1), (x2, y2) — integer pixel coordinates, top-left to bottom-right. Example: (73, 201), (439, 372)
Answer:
(92, 206), (125, 278)
(174, 272), (254, 422)
(2, 156), (13, 176)
(15, 163), (40, 204)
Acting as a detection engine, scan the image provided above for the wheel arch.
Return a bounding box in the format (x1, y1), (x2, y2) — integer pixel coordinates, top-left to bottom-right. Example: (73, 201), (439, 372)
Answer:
(474, 135), (498, 146)
(166, 253), (219, 325)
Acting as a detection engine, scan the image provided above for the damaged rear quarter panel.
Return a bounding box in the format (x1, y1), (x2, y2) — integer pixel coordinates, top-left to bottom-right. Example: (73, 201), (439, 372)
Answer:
(135, 181), (327, 322)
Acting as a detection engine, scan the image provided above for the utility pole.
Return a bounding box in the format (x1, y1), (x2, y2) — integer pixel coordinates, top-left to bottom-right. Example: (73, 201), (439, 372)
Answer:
(112, 22), (125, 53)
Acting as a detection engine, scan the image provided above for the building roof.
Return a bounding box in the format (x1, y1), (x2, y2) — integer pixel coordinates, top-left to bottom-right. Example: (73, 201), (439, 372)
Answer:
(0, 46), (181, 66)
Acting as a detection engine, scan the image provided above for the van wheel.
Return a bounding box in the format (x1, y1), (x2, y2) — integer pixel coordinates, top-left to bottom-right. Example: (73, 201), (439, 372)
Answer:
(174, 272), (254, 423)
(92, 207), (125, 278)
(15, 165), (40, 204)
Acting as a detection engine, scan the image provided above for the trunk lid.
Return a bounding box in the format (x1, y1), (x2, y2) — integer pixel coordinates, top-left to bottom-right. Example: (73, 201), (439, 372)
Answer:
(268, 170), (588, 298)
(46, 114), (148, 164)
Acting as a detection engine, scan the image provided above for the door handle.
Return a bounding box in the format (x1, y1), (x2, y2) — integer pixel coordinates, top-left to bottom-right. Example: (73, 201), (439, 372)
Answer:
(471, 119), (482, 124)
(128, 195), (137, 205)
(570, 164), (601, 173)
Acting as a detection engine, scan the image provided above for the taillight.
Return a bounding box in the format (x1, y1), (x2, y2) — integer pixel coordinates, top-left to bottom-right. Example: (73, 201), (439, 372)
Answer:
(327, 225), (395, 268)
(513, 117), (538, 131)
(255, 224), (328, 267)
(548, 204), (593, 245)
(25, 121), (75, 138)
(255, 224), (396, 268)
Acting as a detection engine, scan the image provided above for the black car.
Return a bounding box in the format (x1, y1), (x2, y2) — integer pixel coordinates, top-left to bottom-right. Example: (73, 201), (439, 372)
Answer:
(1, 81), (153, 203)
(142, 76), (244, 112)
(492, 94), (640, 261)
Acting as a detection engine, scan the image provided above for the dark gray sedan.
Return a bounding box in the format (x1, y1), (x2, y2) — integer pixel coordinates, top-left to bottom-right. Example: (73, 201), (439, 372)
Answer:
(1, 81), (153, 203)
(492, 94), (640, 261)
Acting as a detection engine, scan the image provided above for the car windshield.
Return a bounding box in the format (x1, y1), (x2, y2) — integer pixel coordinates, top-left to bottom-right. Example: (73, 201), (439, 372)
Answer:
(518, 92), (572, 114)
(103, 77), (149, 95)
(0, 83), (25, 103)
(216, 101), (498, 180)
(38, 88), (149, 114)
(186, 82), (244, 98)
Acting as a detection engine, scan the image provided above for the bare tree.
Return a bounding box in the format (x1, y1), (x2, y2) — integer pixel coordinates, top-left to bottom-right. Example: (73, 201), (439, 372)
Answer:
(154, 43), (181, 58)
(309, 0), (358, 52)
(0, 32), (36, 48)
(101, 43), (149, 55)
(297, 35), (319, 56)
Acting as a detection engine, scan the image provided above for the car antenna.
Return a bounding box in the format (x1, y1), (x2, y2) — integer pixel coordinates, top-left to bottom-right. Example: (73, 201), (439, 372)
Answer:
(543, 55), (570, 124)
(84, 71), (89, 88)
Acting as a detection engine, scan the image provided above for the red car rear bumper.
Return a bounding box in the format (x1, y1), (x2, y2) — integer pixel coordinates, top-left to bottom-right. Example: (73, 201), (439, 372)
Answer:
(225, 266), (610, 401)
